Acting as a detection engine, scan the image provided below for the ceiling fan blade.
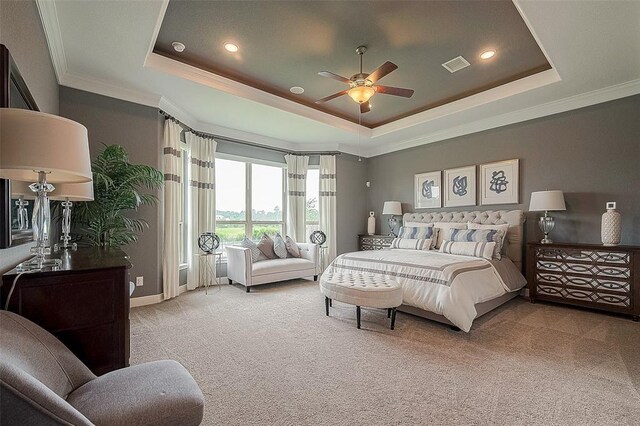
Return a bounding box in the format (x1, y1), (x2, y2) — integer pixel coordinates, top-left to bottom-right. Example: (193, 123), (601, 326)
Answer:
(360, 101), (371, 114)
(318, 71), (351, 84)
(367, 61), (398, 83)
(375, 85), (415, 98)
(316, 90), (348, 103)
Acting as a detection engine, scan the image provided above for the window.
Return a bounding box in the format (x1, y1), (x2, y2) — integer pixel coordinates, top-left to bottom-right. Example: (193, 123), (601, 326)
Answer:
(215, 156), (285, 254)
(306, 168), (320, 239)
(178, 143), (189, 267)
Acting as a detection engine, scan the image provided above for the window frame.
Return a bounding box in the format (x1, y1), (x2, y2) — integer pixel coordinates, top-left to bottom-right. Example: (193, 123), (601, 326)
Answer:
(178, 140), (190, 270)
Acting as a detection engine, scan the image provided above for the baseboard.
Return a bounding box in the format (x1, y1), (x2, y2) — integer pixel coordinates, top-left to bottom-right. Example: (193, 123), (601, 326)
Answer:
(130, 279), (229, 308)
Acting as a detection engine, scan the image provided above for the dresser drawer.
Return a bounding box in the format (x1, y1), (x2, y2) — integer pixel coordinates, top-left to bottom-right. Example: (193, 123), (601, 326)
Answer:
(536, 284), (631, 308)
(536, 248), (630, 265)
(536, 260), (631, 279)
(536, 271), (630, 293)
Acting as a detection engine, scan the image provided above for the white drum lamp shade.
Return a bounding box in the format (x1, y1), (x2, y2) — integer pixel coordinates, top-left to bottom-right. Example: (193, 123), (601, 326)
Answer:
(0, 108), (91, 183)
(382, 201), (402, 216)
(529, 190), (566, 212)
(50, 182), (95, 201)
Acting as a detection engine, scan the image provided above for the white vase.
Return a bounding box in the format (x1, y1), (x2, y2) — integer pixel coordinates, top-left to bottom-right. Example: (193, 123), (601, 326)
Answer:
(601, 202), (621, 246)
(367, 212), (376, 235)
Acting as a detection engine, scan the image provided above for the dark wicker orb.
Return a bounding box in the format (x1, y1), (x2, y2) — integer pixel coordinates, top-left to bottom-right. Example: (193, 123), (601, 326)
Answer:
(309, 230), (327, 245)
(198, 232), (220, 253)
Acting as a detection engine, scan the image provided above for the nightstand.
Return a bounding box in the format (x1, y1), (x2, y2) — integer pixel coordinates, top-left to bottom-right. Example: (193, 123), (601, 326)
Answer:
(358, 234), (394, 251)
(527, 242), (640, 321)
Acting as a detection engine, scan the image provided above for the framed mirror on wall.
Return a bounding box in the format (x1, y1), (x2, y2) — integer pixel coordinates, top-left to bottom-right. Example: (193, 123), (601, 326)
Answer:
(0, 44), (40, 248)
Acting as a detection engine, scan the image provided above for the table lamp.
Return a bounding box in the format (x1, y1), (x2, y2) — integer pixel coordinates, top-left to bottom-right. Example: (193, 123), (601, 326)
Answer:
(50, 182), (94, 251)
(0, 108), (91, 270)
(529, 190), (566, 244)
(382, 201), (402, 237)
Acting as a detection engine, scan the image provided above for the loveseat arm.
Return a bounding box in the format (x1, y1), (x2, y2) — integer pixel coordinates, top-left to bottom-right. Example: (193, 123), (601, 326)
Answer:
(297, 243), (319, 274)
(226, 246), (252, 286)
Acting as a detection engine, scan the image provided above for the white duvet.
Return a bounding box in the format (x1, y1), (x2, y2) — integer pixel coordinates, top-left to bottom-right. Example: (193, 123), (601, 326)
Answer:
(325, 249), (514, 332)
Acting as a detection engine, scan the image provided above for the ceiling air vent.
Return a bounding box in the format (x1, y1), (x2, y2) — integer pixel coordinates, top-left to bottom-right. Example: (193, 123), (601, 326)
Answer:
(442, 56), (470, 73)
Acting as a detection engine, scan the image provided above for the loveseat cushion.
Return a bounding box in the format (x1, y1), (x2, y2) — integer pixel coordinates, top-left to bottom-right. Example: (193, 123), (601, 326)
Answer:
(251, 258), (315, 277)
(67, 360), (204, 426)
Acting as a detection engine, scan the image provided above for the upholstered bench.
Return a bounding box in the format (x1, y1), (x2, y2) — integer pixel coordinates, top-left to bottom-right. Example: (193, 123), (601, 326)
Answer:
(319, 272), (403, 329)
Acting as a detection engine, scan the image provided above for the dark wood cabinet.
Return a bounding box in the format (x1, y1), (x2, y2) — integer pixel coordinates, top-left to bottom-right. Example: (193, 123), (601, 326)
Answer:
(358, 234), (395, 251)
(527, 242), (639, 321)
(1, 248), (132, 375)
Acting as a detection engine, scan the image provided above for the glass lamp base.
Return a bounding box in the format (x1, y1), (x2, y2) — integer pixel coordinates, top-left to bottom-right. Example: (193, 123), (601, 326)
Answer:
(17, 257), (62, 272)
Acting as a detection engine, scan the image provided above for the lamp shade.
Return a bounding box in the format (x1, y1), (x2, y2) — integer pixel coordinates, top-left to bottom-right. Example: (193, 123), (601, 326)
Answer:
(0, 108), (91, 183)
(529, 190), (566, 212)
(382, 201), (402, 216)
(49, 182), (94, 202)
(348, 86), (375, 104)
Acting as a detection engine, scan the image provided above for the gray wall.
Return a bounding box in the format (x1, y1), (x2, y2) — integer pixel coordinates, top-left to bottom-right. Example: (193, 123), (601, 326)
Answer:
(0, 0), (58, 274)
(337, 154), (368, 254)
(59, 87), (164, 298)
(367, 95), (640, 247)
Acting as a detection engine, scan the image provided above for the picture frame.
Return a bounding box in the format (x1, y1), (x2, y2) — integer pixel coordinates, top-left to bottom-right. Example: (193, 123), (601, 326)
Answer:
(414, 171), (442, 209)
(480, 159), (519, 205)
(444, 165), (476, 207)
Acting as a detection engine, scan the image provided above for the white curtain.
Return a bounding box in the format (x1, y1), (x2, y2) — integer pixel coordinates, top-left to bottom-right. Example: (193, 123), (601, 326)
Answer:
(185, 132), (217, 291)
(162, 119), (182, 300)
(319, 155), (337, 270)
(285, 154), (309, 242)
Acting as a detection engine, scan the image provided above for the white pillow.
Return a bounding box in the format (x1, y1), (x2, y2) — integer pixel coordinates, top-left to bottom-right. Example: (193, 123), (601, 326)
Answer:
(449, 228), (505, 260)
(239, 237), (262, 262)
(272, 233), (288, 259)
(439, 240), (495, 260)
(433, 222), (467, 249)
(390, 238), (432, 251)
(467, 222), (510, 255)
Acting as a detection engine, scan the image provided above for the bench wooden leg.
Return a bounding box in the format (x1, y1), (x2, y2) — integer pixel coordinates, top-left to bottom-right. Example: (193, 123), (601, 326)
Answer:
(390, 308), (397, 330)
(325, 297), (330, 316)
(329, 299), (332, 307)
(246, 286), (251, 293)
(228, 279), (233, 285)
(356, 306), (361, 329)
(314, 275), (318, 281)
(387, 308), (391, 318)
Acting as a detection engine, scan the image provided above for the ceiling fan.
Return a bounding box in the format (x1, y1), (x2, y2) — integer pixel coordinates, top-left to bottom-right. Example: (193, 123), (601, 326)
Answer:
(316, 46), (414, 114)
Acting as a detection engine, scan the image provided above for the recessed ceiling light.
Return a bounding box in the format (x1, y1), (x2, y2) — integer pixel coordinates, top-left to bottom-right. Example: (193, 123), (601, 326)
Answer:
(224, 43), (239, 53)
(290, 86), (304, 95)
(480, 50), (496, 60)
(172, 41), (186, 53)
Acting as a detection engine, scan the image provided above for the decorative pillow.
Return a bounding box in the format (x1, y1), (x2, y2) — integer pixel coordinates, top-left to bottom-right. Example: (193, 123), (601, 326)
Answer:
(285, 235), (301, 258)
(440, 240), (496, 260)
(398, 226), (438, 249)
(448, 228), (504, 260)
(403, 222), (434, 228)
(272, 233), (288, 259)
(239, 237), (262, 262)
(256, 234), (277, 259)
(390, 238), (432, 251)
(467, 222), (510, 255)
(433, 222), (467, 249)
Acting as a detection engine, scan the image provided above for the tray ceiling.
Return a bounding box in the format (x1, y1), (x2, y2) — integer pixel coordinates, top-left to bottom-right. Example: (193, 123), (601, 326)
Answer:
(154, 1), (550, 128)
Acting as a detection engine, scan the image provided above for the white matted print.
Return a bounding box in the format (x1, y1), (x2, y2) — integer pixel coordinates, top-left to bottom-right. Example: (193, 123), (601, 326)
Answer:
(444, 165), (476, 207)
(414, 171), (442, 209)
(480, 159), (519, 205)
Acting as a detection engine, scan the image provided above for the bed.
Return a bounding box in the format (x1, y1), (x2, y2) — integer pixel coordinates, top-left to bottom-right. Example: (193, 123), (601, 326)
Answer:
(326, 210), (526, 332)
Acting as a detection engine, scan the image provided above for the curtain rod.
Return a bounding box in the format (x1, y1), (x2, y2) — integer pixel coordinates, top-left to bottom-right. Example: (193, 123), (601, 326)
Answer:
(160, 110), (341, 156)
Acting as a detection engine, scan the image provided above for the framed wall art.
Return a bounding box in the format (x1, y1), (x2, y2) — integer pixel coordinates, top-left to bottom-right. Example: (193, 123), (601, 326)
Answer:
(480, 159), (519, 205)
(444, 165), (476, 207)
(414, 171), (442, 209)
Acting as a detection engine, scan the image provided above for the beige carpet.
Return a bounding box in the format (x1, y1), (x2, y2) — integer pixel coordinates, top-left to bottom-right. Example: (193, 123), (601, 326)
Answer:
(130, 280), (640, 425)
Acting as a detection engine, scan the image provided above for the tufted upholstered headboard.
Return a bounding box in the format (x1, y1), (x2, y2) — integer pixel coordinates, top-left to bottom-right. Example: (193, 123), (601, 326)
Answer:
(402, 210), (526, 270)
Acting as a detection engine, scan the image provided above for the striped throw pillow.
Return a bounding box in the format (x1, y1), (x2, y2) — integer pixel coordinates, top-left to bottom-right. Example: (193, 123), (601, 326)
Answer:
(398, 226), (438, 248)
(239, 237), (262, 262)
(440, 240), (495, 260)
(448, 229), (505, 260)
(273, 233), (288, 259)
(390, 238), (432, 251)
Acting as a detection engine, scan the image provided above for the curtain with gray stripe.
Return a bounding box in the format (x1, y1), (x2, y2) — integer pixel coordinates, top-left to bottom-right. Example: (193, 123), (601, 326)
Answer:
(319, 155), (337, 269)
(162, 120), (182, 300)
(185, 132), (217, 291)
(285, 154), (309, 242)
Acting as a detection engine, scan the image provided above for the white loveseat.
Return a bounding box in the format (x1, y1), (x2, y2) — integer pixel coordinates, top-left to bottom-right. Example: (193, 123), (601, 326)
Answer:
(226, 243), (319, 292)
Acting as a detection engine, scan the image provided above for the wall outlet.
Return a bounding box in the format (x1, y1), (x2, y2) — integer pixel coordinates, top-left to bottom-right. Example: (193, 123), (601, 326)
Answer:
(135, 276), (144, 287)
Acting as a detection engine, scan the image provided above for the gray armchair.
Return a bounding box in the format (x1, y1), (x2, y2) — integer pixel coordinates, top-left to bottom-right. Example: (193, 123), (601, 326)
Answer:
(0, 311), (204, 425)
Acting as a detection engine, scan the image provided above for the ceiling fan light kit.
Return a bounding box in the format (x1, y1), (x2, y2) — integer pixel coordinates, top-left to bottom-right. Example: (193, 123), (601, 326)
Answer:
(316, 45), (414, 114)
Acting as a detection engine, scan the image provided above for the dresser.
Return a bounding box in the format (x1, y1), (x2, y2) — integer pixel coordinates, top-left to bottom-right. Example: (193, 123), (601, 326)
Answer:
(358, 234), (394, 251)
(527, 242), (639, 321)
(1, 248), (132, 374)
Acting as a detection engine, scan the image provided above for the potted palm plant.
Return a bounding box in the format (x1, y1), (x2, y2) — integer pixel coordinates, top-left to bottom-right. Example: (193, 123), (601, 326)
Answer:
(72, 144), (163, 247)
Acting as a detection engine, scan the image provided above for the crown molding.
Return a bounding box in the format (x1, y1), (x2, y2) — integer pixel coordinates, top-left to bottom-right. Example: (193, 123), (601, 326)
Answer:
(367, 78), (640, 157)
(36, 0), (67, 82)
